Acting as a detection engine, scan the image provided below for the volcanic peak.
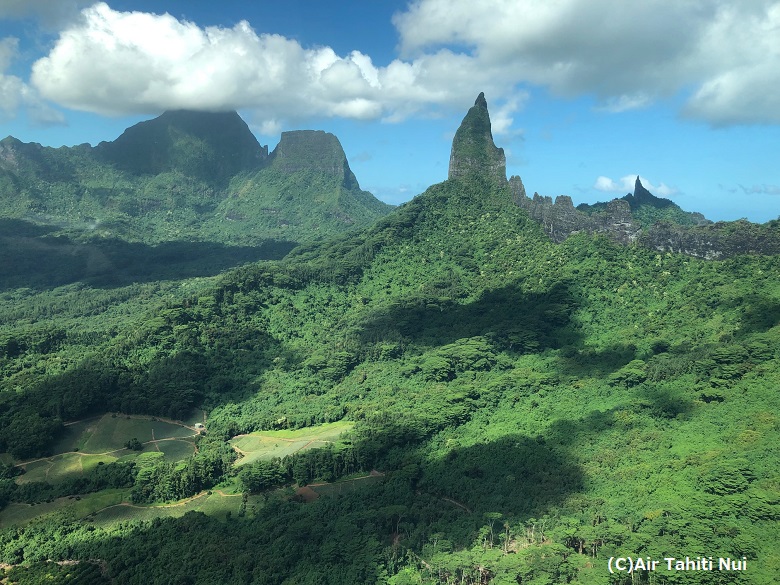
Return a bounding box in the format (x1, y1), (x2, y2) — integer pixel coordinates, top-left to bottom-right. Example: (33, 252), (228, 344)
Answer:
(448, 92), (507, 186)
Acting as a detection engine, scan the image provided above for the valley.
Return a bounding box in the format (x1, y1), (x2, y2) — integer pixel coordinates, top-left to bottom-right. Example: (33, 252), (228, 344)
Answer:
(1, 95), (778, 584)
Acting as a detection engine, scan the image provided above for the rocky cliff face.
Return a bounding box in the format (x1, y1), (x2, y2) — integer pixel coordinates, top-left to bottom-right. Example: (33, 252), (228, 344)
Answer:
(509, 176), (641, 244)
(448, 93), (507, 186)
(639, 220), (780, 259)
(509, 174), (779, 258)
(269, 130), (360, 190)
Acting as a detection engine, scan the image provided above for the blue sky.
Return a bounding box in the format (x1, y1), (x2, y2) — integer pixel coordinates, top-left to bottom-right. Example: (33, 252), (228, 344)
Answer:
(1, 1), (779, 222)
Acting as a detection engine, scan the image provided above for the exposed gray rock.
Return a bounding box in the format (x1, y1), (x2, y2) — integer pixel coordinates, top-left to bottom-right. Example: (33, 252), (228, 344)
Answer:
(510, 178), (641, 244)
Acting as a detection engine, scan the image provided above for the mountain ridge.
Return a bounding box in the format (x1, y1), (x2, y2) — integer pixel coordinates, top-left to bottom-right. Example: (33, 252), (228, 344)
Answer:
(0, 110), (392, 246)
(95, 109), (269, 184)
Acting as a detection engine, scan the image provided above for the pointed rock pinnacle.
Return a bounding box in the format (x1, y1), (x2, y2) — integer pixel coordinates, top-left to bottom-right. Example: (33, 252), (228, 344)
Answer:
(448, 93), (507, 185)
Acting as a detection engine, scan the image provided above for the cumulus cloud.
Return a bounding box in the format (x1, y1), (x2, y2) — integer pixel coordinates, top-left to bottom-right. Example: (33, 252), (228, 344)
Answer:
(0, 37), (65, 126)
(394, 0), (780, 125)
(24, 0), (780, 129)
(594, 175), (677, 197)
(30, 3), (517, 127)
(491, 92), (529, 136)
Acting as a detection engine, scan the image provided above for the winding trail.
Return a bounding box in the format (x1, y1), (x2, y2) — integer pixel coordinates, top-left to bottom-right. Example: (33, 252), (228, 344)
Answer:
(442, 497), (472, 514)
(98, 491), (208, 512)
(15, 437), (198, 471)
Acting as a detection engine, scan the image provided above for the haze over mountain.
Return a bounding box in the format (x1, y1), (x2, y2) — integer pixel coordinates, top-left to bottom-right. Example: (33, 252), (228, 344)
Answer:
(0, 109), (392, 247)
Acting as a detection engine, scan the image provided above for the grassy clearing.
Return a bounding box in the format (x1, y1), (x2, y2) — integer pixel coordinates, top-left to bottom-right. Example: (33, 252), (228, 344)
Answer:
(90, 491), (268, 526)
(46, 453), (85, 483)
(51, 416), (101, 453)
(0, 488), (266, 529)
(81, 415), (193, 453)
(16, 453), (119, 485)
(157, 439), (196, 460)
(10, 414), (197, 486)
(310, 473), (384, 498)
(0, 490), (126, 528)
(231, 421), (353, 467)
(15, 459), (53, 484)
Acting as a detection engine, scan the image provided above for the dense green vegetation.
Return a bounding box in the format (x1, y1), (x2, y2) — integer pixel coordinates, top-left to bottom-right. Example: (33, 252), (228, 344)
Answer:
(1, 165), (778, 583)
(2, 99), (779, 583)
(0, 111), (391, 247)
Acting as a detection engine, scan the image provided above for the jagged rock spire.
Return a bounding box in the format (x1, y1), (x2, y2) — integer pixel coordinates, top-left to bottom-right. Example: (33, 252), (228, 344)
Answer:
(633, 176), (655, 204)
(448, 92), (507, 185)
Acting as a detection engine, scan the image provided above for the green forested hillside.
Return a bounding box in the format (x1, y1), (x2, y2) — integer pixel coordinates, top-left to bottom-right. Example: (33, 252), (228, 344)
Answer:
(1, 101), (779, 584)
(1, 171), (778, 584)
(0, 111), (392, 247)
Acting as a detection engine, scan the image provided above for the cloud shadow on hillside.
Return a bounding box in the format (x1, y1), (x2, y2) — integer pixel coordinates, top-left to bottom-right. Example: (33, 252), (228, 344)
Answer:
(356, 281), (582, 352)
(0, 218), (297, 291)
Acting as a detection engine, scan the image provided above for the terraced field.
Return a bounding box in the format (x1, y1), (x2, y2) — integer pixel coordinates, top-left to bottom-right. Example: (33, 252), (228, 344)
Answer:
(10, 414), (198, 487)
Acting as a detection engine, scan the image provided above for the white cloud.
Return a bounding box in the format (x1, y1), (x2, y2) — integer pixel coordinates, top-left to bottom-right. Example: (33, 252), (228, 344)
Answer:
(25, 0), (780, 129)
(29, 3), (521, 130)
(597, 93), (652, 114)
(594, 176), (623, 192)
(0, 37), (65, 126)
(491, 93), (529, 136)
(394, 0), (780, 126)
(594, 175), (677, 198)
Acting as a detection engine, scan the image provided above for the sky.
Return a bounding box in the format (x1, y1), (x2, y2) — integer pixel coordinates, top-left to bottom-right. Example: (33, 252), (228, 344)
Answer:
(1, 0), (779, 223)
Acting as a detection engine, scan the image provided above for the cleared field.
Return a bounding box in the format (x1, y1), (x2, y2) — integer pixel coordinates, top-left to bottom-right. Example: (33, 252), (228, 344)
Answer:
(81, 415), (194, 453)
(17, 453), (119, 485)
(0, 489), (126, 528)
(157, 439), (196, 460)
(230, 421), (353, 467)
(15, 459), (53, 484)
(46, 453), (85, 482)
(51, 416), (102, 453)
(80, 454), (119, 473)
(11, 414), (197, 486)
(310, 472), (384, 498)
(90, 491), (266, 526)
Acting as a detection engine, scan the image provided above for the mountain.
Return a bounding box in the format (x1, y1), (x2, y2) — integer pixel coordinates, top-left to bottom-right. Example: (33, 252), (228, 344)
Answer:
(511, 172), (780, 258)
(1, 94), (779, 584)
(95, 109), (269, 184)
(213, 129), (391, 243)
(0, 110), (391, 246)
(575, 175), (709, 228)
(448, 92), (507, 186)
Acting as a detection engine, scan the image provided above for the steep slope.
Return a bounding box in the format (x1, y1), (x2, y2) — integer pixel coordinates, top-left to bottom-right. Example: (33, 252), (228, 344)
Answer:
(95, 109), (269, 184)
(448, 92), (507, 186)
(0, 111), (392, 248)
(1, 94), (779, 585)
(210, 130), (392, 243)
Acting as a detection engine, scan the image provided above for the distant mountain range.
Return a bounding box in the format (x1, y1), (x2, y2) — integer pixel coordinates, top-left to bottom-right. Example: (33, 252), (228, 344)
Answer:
(0, 110), (392, 246)
(448, 93), (780, 259)
(1, 101), (778, 261)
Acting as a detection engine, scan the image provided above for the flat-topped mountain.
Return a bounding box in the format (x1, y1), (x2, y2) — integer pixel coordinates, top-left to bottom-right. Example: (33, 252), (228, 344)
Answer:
(0, 111), (392, 246)
(270, 130), (357, 187)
